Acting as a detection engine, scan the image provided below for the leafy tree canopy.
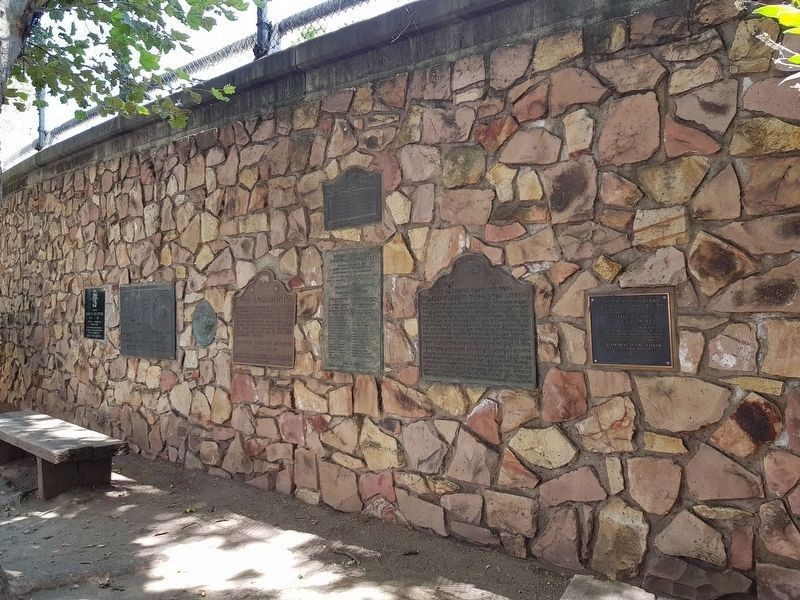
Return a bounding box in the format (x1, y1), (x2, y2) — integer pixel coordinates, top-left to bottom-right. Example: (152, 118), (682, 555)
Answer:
(5, 0), (262, 129)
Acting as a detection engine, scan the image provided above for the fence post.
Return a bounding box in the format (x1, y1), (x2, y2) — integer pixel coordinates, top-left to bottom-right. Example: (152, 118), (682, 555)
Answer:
(254, 3), (273, 59)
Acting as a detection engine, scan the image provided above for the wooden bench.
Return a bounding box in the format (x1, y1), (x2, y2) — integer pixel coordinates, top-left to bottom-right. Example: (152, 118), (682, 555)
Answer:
(0, 411), (127, 499)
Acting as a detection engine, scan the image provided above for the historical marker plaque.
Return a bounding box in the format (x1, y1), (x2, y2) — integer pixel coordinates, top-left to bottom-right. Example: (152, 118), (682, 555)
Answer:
(83, 288), (106, 340)
(192, 300), (218, 348)
(233, 270), (297, 369)
(419, 254), (537, 388)
(323, 168), (383, 230)
(323, 247), (383, 374)
(120, 282), (176, 359)
(587, 290), (677, 369)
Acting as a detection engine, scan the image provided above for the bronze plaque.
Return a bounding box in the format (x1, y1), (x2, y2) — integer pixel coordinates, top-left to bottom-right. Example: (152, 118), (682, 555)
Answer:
(233, 270), (297, 368)
(83, 287), (106, 340)
(120, 282), (176, 359)
(323, 168), (383, 230)
(419, 254), (537, 388)
(587, 290), (677, 369)
(192, 300), (217, 348)
(323, 247), (383, 374)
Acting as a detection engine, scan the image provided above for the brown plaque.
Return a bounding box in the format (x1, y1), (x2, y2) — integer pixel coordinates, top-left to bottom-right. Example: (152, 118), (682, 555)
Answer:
(587, 289), (677, 370)
(323, 168), (383, 230)
(233, 270), (297, 368)
(419, 253), (537, 388)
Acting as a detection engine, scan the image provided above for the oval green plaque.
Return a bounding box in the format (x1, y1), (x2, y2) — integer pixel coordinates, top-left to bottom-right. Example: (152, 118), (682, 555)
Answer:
(192, 300), (217, 348)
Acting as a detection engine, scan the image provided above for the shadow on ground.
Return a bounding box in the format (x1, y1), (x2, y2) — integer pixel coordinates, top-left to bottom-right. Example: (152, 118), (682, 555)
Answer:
(0, 454), (572, 600)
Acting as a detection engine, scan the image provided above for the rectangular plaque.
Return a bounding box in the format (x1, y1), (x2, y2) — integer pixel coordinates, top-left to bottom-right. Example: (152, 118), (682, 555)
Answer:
(233, 270), (297, 368)
(419, 254), (537, 388)
(83, 287), (106, 340)
(587, 290), (677, 369)
(323, 247), (383, 374)
(120, 282), (176, 359)
(323, 168), (383, 230)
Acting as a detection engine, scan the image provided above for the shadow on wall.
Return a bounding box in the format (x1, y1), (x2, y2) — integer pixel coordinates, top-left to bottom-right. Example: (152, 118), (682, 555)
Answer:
(0, 454), (570, 600)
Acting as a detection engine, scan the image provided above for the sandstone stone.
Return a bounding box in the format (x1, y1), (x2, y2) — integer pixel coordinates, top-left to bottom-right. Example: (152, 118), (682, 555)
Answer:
(675, 80), (737, 135)
(496, 390), (539, 432)
(353, 375), (379, 418)
(516, 169), (543, 201)
(660, 29), (724, 61)
(643, 555), (753, 599)
(440, 492), (482, 524)
(489, 43), (532, 89)
(383, 234), (415, 275)
(643, 431), (688, 454)
(427, 384), (469, 417)
(632, 207), (689, 248)
(587, 370), (631, 398)
(443, 146), (485, 190)
(686, 444), (764, 501)
(499, 128), (561, 165)
(445, 429), (496, 485)
(575, 396), (636, 453)
(635, 376), (729, 433)
(678, 330), (704, 374)
(718, 214), (800, 255)
(505, 226), (561, 265)
(402, 421), (447, 474)
(421, 107), (475, 144)
(439, 189), (493, 226)
(759, 500), (800, 562)
(531, 507), (581, 569)
(450, 521), (500, 546)
(484, 490), (537, 537)
(765, 449), (800, 500)
(497, 450), (540, 489)
(638, 156), (709, 206)
(655, 510), (726, 567)
(619, 247), (688, 289)
(485, 163), (516, 203)
(563, 109), (594, 157)
(722, 376), (784, 397)
(540, 156), (597, 224)
(732, 117), (800, 157)
(598, 92), (660, 166)
(559, 323), (587, 364)
(552, 271), (598, 318)
(541, 368), (587, 423)
(511, 83), (548, 123)
(294, 381), (327, 413)
(787, 389), (800, 453)
(534, 29), (582, 72)
(360, 418), (404, 470)
(591, 497), (649, 580)
(550, 68), (608, 117)
(424, 226), (466, 280)
(594, 54), (665, 93)
(466, 399), (501, 445)
(729, 18), (779, 73)
(628, 457), (681, 515)
(664, 115), (721, 158)
(741, 157), (800, 216)
(474, 115), (519, 153)
(359, 470), (395, 502)
(453, 56), (484, 91)
(756, 563), (800, 600)
(294, 447), (318, 490)
(561, 576), (654, 600)
(743, 77), (800, 121)
(629, 12), (688, 46)
(508, 426), (576, 469)
(694, 0), (744, 25)
(484, 222), (525, 243)
(707, 323), (758, 373)
(709, 263), (800, 316)
(395, 488), (447, 536)
(319, 461), (362, 513)
(689, 163), (741, 221)
(600, 172), (642, 207)
(320, 419), (360, 455)
(399, 145), (440, 183)
(409, 64), (450, 101)
(669, 57), (721, 97)
(540, 466), (607, 506)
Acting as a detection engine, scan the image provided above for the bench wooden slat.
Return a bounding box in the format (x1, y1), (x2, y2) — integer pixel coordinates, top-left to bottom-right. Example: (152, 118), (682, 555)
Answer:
(0, 411), (125, 464)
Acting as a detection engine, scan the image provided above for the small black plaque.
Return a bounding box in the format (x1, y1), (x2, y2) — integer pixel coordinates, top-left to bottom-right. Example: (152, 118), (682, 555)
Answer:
(587, 290), (677, 369)
(323, 248), (383, 374)
(120, 282), (176, 359)
(84, 288), (106, 340)
(323, 168), (383, 230)
(419, 254), (537, 388)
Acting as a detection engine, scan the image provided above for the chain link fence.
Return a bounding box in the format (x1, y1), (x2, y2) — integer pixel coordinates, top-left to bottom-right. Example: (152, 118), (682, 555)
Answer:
(3, 0), (416, 169)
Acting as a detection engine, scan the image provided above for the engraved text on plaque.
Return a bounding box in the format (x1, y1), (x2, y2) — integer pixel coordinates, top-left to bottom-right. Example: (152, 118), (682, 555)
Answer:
(323, 168), (383, 230)
(120, 282), (176, 359)
(419, 254), (537, 388)
(323, 247), (383, 374)
(84, 288), (106, 340)
(233, 270), (297, 368)
(587, 291), (676, 369)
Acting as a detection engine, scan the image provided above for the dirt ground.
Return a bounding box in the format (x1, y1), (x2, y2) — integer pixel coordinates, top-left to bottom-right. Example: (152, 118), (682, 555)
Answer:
(0, 454), (572, 600)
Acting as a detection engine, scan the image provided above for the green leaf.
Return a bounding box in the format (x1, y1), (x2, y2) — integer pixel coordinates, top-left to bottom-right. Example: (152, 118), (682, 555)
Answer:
(788, 53), (800, 64)
(754, 5), (800, 19)
(222, 83), (235, 95)
(139, 49), (160, 71)
(210, 87), (226, 101)
(75, 110), (88, 120)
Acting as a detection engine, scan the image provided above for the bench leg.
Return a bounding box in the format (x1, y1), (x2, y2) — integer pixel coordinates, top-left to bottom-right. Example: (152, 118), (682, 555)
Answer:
(78, 456), (112, 486)
(37, 458), (78, 500)
(0, 440), (26, 464)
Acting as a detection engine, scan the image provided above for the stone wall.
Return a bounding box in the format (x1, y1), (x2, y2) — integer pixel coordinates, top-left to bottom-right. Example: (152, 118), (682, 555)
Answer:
(1, 0), (799, 596)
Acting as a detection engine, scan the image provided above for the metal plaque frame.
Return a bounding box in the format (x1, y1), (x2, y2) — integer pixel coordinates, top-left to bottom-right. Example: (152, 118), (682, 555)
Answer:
(83, 287), (106, 341)
(120, 282), (176, 360)
(322, 167), (383, 230)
